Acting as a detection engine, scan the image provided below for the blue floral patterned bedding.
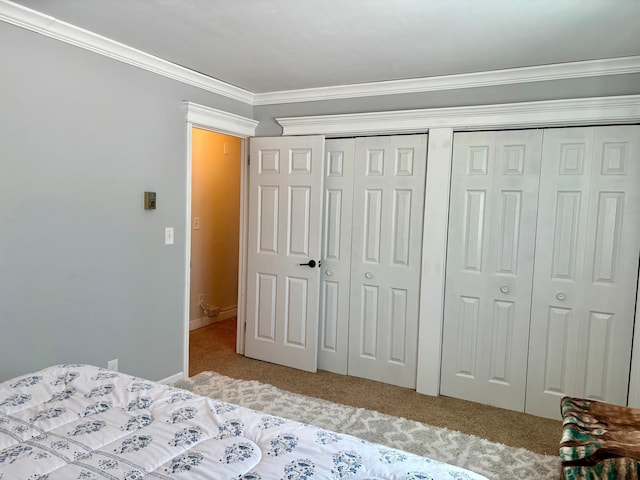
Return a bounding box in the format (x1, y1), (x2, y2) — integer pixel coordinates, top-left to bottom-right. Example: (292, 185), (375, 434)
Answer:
(0, 364), (487, 479)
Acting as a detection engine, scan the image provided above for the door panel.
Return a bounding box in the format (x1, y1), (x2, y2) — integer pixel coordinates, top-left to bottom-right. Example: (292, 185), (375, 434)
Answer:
(525, 126), (640, 418)
(318, 139), (355, 374)
(440, 130), (543, 411)
(348, 134), (428, 388)
(257, 186), (279, 253)
(245, 136), (324, 372)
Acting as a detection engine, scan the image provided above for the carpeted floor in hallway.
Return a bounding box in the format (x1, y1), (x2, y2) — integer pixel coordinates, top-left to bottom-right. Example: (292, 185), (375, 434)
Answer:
(189, 317), (562, 456)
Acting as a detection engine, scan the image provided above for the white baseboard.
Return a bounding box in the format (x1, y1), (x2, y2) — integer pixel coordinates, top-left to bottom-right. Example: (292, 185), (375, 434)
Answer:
(189, 306), (237, 331)
(159, 371), (184, 385)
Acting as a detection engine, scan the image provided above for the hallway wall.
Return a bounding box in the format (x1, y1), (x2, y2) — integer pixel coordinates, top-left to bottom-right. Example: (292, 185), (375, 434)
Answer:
(190, 129), (241, 327)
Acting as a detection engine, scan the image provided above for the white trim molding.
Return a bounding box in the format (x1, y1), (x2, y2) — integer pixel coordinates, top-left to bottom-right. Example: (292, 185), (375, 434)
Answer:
(189, 306), (238, 331)
(256, 56), (640, 105)
(630, 282), (640, 408)
(277, 94), (640, 137)
(159, 371), (185, 385)
(416, 128), (454, 397)
(183, 102), (258, 138)
(182, 103), (252, 384)
(0, 0), (254, 104)
(2, 0), (639, 107)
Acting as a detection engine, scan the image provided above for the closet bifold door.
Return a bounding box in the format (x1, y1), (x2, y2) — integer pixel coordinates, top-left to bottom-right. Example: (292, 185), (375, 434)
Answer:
(347, 134), (428, 389)
(318, 139), (355, 374)
(440, 130), (543, 412)
(525, 126), (640, 419)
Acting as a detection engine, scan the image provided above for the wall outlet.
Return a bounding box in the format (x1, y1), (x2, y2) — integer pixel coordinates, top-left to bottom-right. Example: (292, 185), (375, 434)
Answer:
(107, 358), (118, 371)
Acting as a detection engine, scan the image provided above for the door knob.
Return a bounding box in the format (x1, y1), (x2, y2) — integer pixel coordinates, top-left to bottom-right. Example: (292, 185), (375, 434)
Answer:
(298, 260), (317, 268)
(325, 270), (333, 276)
(556, 292), (566, 301)
(365, 272), (373, 279)
(500, 285), (510, 294)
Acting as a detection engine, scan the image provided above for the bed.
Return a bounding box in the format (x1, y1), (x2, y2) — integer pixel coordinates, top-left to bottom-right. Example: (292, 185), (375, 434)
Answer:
(0, 364), (487, 479)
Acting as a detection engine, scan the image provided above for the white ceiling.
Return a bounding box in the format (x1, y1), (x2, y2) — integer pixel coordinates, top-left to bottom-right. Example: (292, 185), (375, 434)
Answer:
(9, 0), (640, 94)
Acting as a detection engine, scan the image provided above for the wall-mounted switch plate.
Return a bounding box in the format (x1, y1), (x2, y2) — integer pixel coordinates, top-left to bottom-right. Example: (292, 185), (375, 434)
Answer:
(193, 217), (200, 230)
(144, 192), (156, 210)
(165, 227), (174, 245)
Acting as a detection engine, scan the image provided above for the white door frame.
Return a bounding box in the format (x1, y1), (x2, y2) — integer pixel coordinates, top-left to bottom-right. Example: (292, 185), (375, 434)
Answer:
(275, 94), (640, 404)
(182, 102), (258, 379)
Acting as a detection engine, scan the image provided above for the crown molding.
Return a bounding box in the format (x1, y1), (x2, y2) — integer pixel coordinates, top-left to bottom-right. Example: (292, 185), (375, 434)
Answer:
(3, 0), (639, 108)
(255, 56), (640, 105)
(183, 102), (258, 138)
(0, 0), (254, 105)
(277, 94), (640, 136)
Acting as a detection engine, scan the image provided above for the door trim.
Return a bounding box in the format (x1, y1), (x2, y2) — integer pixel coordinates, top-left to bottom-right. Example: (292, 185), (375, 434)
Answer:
(182, 102), (258, 379)
(272, 94), (640, 402)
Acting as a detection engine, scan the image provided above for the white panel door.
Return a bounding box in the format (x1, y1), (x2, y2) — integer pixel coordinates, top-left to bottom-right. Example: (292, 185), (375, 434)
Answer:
(348, 134), (428, 388)
(525, 125), (640, 419)
(318, 139), (355, 374)
(245, 136), (324, 372)
(440, 130), (543, 411)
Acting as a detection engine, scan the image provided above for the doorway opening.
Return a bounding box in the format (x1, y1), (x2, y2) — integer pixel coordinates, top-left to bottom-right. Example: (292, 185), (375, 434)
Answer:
(188, 128), (241, 376)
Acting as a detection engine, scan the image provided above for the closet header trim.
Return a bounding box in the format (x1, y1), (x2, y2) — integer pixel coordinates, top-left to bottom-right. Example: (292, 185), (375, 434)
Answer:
(277, 94), (640, 136)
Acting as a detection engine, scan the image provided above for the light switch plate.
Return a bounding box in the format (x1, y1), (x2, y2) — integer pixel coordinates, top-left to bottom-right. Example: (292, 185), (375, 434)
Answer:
(165, 227), (174, 245)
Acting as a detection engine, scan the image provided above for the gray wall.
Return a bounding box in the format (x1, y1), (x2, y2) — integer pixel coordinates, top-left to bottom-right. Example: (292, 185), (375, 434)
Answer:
(0, 22), (251, 382)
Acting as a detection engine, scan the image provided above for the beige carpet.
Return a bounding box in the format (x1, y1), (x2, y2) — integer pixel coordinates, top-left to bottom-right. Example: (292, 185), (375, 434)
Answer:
(189, 317), (562, 457)
(177, 371), (560, 479)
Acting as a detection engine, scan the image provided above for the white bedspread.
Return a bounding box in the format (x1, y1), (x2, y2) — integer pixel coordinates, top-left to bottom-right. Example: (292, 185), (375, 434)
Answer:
(0, 364), (487, 479)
